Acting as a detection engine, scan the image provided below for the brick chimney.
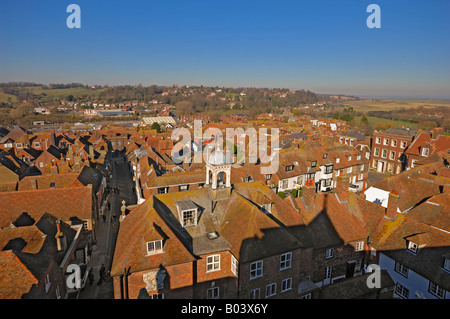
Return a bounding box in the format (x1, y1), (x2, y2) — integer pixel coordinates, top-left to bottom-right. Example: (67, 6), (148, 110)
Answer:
(50, 161), (58, 175)
(335, 173), (349, 203)
(55, 218), (66, 252)
(302, 179), (316, 208)
(385, 190), (400, 220)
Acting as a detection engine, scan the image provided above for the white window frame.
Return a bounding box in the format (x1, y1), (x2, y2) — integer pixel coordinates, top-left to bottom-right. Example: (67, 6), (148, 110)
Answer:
(391, 139), (397, 147)
(301, 293), (312, 299)
(207, 286), (220, 299)
(347, 166), (352, 173)
(280, 252), (292, 271)
(231, 255), (238, 277)
(375, 137), (381, 144)
(444, 258), (450, 272)
(381, 149), (387, 158)
(336, 157), (340, 163)
(395, 283), (409, 299)
(265, 283), (277, 298)
(429, 281), (445, 299)
(326, 248), (334, 259)
(281, 278), (292, 293)
(422, 148), (429, 157)
(400, 141), (407, 149)
(374, 148), (380, 157)
(249, 288), (260, 299)
(325, 266), (332, 280)
(355, 241), (364, 251)
(383, 138), (389, 146)
(407, 241), (418, 254)
(250, 261), (263, 279)
(146, 240), (163, 255)
(390, 151), (396, 160)
(206, 254), (220, 272)
(182, 209), (197, 227)
(394, 262), (409, 278)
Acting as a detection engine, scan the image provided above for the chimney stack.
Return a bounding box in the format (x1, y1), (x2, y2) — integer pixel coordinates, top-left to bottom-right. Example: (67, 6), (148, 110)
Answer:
(302, 179), (316, 208)
(55, 218), (66, 252)
(335, 173), (349, 203)
(50, 161), (58, 175)
(385, 190), (400, 220)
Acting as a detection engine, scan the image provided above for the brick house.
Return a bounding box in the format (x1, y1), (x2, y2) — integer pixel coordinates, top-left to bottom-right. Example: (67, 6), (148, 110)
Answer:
(371, 128), (417, 174)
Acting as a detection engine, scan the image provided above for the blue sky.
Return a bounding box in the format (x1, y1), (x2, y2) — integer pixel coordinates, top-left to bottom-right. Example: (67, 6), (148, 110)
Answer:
(0, 0), (449, 98)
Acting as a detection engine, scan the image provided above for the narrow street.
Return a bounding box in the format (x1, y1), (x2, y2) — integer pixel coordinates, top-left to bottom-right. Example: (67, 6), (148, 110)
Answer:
(79, 151), (136, 299)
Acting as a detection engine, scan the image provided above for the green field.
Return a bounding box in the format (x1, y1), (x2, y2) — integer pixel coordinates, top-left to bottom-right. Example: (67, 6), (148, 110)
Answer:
(0, 86), (105, 103)
(352, 115), (419, 130)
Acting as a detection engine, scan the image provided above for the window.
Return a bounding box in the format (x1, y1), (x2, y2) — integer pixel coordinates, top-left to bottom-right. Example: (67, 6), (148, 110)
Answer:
(391, 139), (397, 147)
(394, 262), (409, 278)
(34, 142), (41, 148)
(265, 283), (277, 298)
(50, 182), (55, 188)
(146, 240), (163, 255)
(390, 151), (396, 160)
(336, 158), (340, 163)
(407, 241), (418, 254)
(206, 255), (220, 272)
(280, 252), (292, 271)
(285, 165), (293, 172)
(358, 174), (363, 181)
(249, 288), (260, 299)
(429, 281), (445, 299)
(374, 148), (380, 157)
(182, 210), (197, 227)
(400, 141), (407, 149)
(311, 161), (317, 168)
(324, 266), (332, 280)
(16, 143), (23, 148)
(179, 185), (188, 191)
(231, 255), (238, 277)
(382, 149), (387, 158)
(325, 165), (333, 174)
(347, 156), (352, 161)
(361, 164), (365, 171)
(326, 248), (334, 259)
(323, 153), (327, 159)
(376, 137), (381, 144)
(324, 178), (332, 187)
(150, 293), (164, 299)
(355, 241), (364, 251)
(422, 148), (429, 157)
(39, 162), (44, 168)
(307, 173), (315, 180)
(366, 152), (370, 159)
(383, 138), (389, 145)
(250, 261), (263, 279)
(265, 174), (272, 180)
(261, 203), (272, 214)
(157, 187), (168, 194)
(395, 283), (409, 299)
(207, 287), (219, 299)
(347, 166), (352, 173)
(357, 155), (361, 160)
(281, 278), (292, 293)
(301, 293), (312, 299)
(444, 258), (450, 272)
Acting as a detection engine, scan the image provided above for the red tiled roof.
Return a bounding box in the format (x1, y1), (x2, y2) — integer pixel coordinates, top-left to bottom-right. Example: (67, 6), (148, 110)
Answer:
(0, 186), (93, 227)
(0, 250), (38, 299)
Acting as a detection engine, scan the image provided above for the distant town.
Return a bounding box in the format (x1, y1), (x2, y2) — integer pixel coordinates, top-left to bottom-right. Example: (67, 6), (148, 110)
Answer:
(0, 82), (449, 300)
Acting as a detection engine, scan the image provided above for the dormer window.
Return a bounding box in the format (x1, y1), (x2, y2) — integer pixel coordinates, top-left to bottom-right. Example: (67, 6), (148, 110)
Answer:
(323, 153), (327, 159)
(285, 165), (294, 172)
(146, 240), (163, 255)
(357, 155), (361, 160)
(261, 203), (272, 214)
(348, 156), (352, 161)
(407, 241), (418, 254)
(311, 161), (317, 168)
(422, 148), (429, 157)
(176, 200), (198, 228)
(336, 158), (340, 163)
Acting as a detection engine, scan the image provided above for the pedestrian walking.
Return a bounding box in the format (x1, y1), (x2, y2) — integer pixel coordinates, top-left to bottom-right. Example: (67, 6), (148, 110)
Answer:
(102, 214), (106, 223)
(88, 268), (94, 286)
(98, 264), (106, 285)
